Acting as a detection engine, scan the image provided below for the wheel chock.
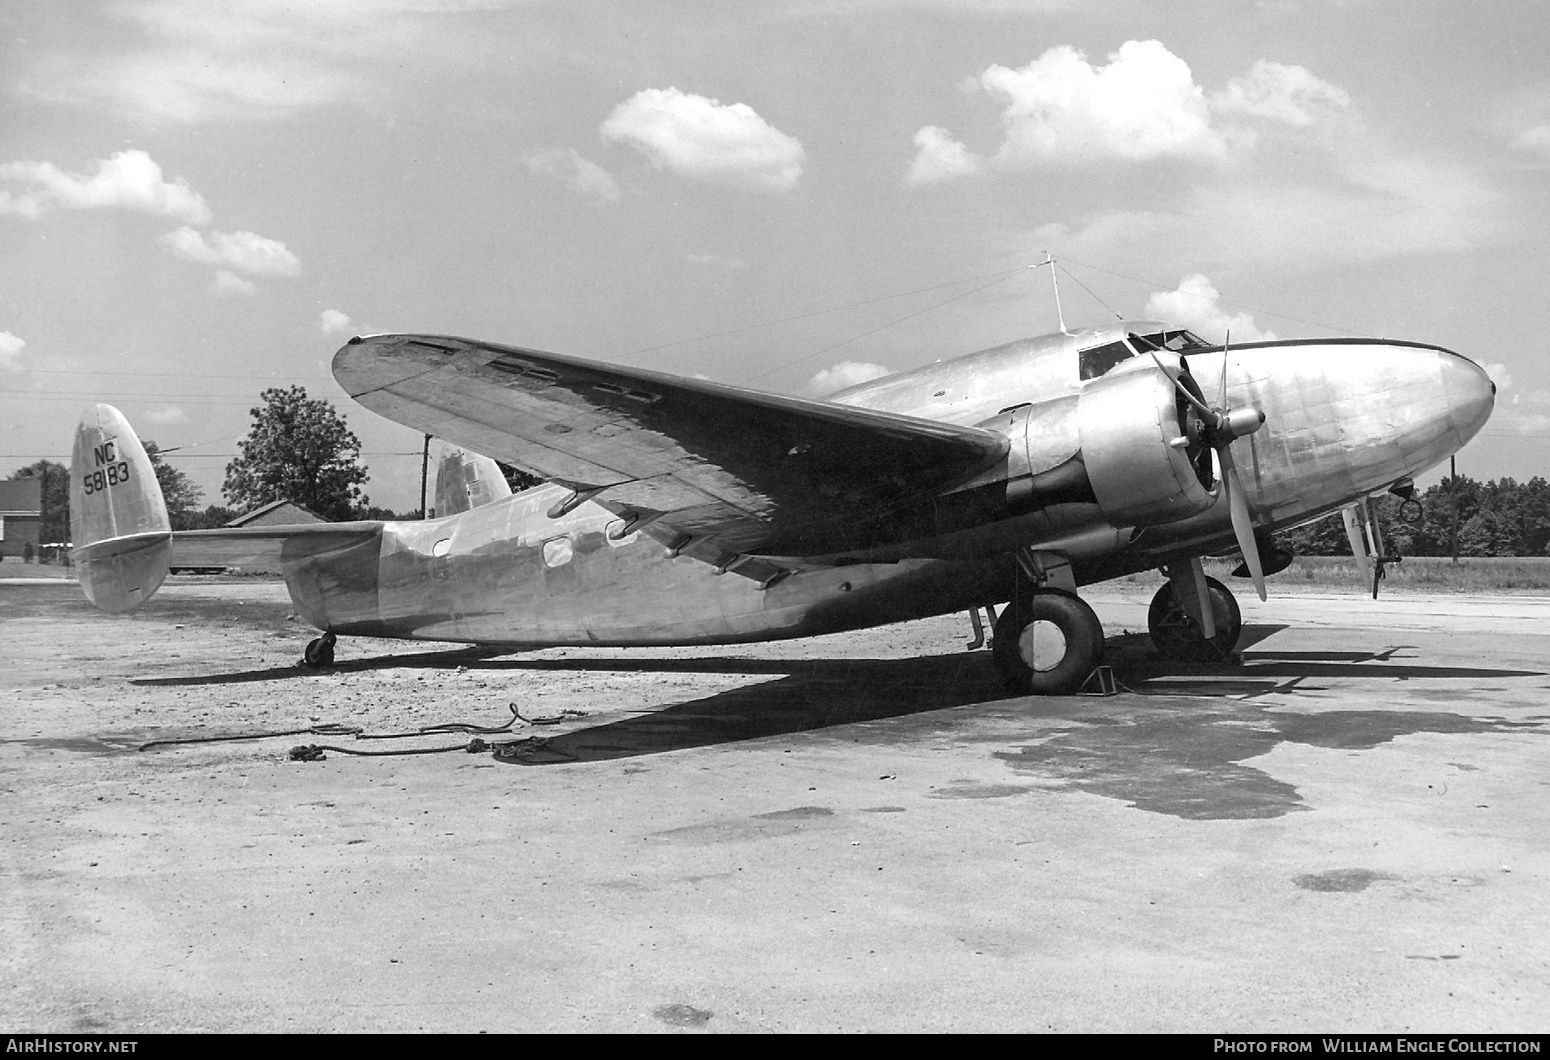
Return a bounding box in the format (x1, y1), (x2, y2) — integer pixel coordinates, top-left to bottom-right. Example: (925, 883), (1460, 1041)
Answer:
(1080, 665), (1118, 696)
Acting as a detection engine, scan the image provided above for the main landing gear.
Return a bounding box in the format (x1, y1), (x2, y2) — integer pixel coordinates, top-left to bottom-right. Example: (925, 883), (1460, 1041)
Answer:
(991, 589), (1106, 695)
(302, 631), (337, 669)
(1147, 576), (1242, 661)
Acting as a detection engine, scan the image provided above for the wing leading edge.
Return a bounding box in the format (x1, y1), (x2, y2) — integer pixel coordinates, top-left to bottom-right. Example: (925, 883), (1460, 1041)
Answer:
(334, 334), (1008, 563)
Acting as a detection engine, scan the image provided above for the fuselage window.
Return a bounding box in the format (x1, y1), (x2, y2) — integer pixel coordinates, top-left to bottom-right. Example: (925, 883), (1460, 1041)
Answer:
(1078, 341), (1133, 380)
(542, 536), (574, 567)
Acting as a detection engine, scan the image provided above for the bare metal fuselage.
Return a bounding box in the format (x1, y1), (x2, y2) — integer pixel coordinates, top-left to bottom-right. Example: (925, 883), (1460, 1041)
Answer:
(277, 328), (1494, 647)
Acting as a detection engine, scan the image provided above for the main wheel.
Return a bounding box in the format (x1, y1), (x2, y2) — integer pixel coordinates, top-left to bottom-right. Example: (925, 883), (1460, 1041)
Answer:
(1147, 577), (1242, 661)
(991, 589), (1105, 696)
(302, 633), (336, 669)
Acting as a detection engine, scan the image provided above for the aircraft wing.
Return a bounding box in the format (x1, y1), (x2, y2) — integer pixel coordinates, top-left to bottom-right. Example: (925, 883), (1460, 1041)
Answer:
(334, 334), (1008, 563)
(166, 522), (384, 570)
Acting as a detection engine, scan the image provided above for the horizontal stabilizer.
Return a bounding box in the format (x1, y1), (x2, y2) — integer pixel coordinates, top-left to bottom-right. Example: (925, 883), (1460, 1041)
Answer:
(171, 522), (385, 569)
(70, 405), (172, 613)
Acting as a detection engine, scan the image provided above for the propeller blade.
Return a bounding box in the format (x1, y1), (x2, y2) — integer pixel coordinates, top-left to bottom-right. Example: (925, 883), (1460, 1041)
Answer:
(1219, 328), (1231, 410)
(1188, 555), (1216, 641)
(1142, 347), (1215, 421)
(1341, 505), (1373, 590)
(1219, 444), (1266, 601)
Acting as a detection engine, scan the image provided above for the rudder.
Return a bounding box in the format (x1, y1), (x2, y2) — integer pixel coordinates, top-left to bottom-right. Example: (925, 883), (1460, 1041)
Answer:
(434, 446), (513, 517)
(70, 404), (172, 613)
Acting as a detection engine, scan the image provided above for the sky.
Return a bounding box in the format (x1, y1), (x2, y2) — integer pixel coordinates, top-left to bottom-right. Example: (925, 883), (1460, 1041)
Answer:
(3, 0), (1548, 514)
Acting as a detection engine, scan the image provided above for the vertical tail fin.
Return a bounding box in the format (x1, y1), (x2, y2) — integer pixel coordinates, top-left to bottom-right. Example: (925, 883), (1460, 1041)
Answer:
(70, 404), (172, 613)
(433, 447), (513, 517)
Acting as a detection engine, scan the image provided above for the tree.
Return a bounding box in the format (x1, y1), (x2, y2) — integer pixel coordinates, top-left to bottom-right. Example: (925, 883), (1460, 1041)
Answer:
(10, 460), (69, 544)
(223, 386), (369, 521)
(143, 441), (205, 530)
(180, 505), (238, 530)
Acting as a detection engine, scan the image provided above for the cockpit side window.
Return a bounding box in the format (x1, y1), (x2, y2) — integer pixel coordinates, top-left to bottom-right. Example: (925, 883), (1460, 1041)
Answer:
(1133, 329), (1214, 352)
(1078, 340), (1133, 380)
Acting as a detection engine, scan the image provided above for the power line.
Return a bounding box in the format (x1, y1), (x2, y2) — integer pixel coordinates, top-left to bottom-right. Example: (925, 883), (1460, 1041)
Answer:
(740, 272), (1018, 385)
(1055, 255), (1373, 338)
(617, 265), (1027, 361)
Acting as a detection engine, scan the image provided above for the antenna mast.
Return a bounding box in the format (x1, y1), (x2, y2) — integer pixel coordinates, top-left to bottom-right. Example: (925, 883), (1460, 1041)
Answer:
(1033, 253), (1069, 335)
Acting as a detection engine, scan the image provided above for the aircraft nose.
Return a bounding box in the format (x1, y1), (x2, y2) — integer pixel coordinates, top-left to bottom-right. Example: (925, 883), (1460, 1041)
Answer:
(1437, 349), (1495, 448)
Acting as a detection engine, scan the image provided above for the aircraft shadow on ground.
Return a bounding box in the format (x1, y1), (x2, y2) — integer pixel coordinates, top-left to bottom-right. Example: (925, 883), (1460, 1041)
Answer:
(120, 628), (1549, 820)
(488, 632), (1547, 775)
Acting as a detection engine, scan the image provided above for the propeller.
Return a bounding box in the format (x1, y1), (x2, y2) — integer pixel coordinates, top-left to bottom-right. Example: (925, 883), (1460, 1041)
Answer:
(1138, 330), (1268, 601)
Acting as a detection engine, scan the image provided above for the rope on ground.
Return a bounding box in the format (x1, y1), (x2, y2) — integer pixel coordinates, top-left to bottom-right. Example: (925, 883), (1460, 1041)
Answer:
(288, 738), (493, 760)
(140, 703), (531, 754)
(288, 734), (579, 762)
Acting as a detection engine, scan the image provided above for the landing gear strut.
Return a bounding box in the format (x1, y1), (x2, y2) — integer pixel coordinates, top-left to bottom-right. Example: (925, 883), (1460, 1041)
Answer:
(302, 632), (337, 669)
(1147, 577), (1242, 661)
(992, 589), (1105, 695)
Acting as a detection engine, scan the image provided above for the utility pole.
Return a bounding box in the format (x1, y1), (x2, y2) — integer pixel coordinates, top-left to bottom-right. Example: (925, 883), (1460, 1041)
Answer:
(1449, 455), (1459, 563)
(420, 434), (431, 519)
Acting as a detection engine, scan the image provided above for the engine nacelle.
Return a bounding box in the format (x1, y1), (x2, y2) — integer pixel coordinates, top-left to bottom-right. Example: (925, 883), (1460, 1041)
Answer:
(1077, 357), (1216, 527)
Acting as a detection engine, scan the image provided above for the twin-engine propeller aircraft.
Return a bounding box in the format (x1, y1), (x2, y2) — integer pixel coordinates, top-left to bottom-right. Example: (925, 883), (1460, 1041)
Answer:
(70, 317), (1494, 694)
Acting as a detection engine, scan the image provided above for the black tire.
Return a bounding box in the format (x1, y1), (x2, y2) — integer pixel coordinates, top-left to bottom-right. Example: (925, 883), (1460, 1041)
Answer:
(1147, 577), (1242, 661)
(991, 589), (1105, 696)
(302, 635), (336, 669)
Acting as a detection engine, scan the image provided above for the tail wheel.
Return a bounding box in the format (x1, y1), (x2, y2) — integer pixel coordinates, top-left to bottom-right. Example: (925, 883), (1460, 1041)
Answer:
(1147, 577), (1242, 660)
(302, 633), (336, 669)
(991, 589), (1105, 696)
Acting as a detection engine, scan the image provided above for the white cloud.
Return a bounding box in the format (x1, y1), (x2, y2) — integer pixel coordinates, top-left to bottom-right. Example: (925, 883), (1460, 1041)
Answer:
(907, 126), (983, 184)
(161, 226), (301, 276)
(1034, 153), (1507, 274)
(977, 41), (1228, 167)
(1143, 275), (1276, 343)
(601, 87), (805, 191)
(1482, 362), (1514, 393)
(28, 0), (463, 122)
(144, 404), (188, 425)
(1510, 125), (1550, 162)
(1210, 61), (1350, 128)
(1495, 386), (1550, 436)
(0, 331), (27, 371)
(523, 148), (621, 203)
(927, 44), (1356, 174)
(319, 309), (357, 336)
(211, 270), (258, 296)
(685, 253), (748, 270)
(804, 361), (892, 396)
(79, 54), (356, 124)
(0, 150), (211, 223)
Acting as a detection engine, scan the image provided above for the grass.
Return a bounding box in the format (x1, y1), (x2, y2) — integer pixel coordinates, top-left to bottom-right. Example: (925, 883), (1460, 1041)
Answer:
(1103, 555), (1550, 595)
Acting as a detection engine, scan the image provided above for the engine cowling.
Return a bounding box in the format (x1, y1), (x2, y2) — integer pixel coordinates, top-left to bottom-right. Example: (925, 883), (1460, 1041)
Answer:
(1076, 357), (1216, 527)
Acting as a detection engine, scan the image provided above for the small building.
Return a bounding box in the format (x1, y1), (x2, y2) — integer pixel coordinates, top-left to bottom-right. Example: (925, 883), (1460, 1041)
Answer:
(0, 480), (42, 559)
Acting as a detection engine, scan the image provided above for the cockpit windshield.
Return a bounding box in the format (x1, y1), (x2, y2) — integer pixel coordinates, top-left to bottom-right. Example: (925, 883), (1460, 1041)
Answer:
(1132, 329), (1214, 353)
(1078, 329), (1216, 381)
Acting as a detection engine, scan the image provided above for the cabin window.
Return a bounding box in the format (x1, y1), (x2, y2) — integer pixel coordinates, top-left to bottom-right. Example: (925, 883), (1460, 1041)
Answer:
(1078, 341), (1133, 380)
(542, 536), (574, 567)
